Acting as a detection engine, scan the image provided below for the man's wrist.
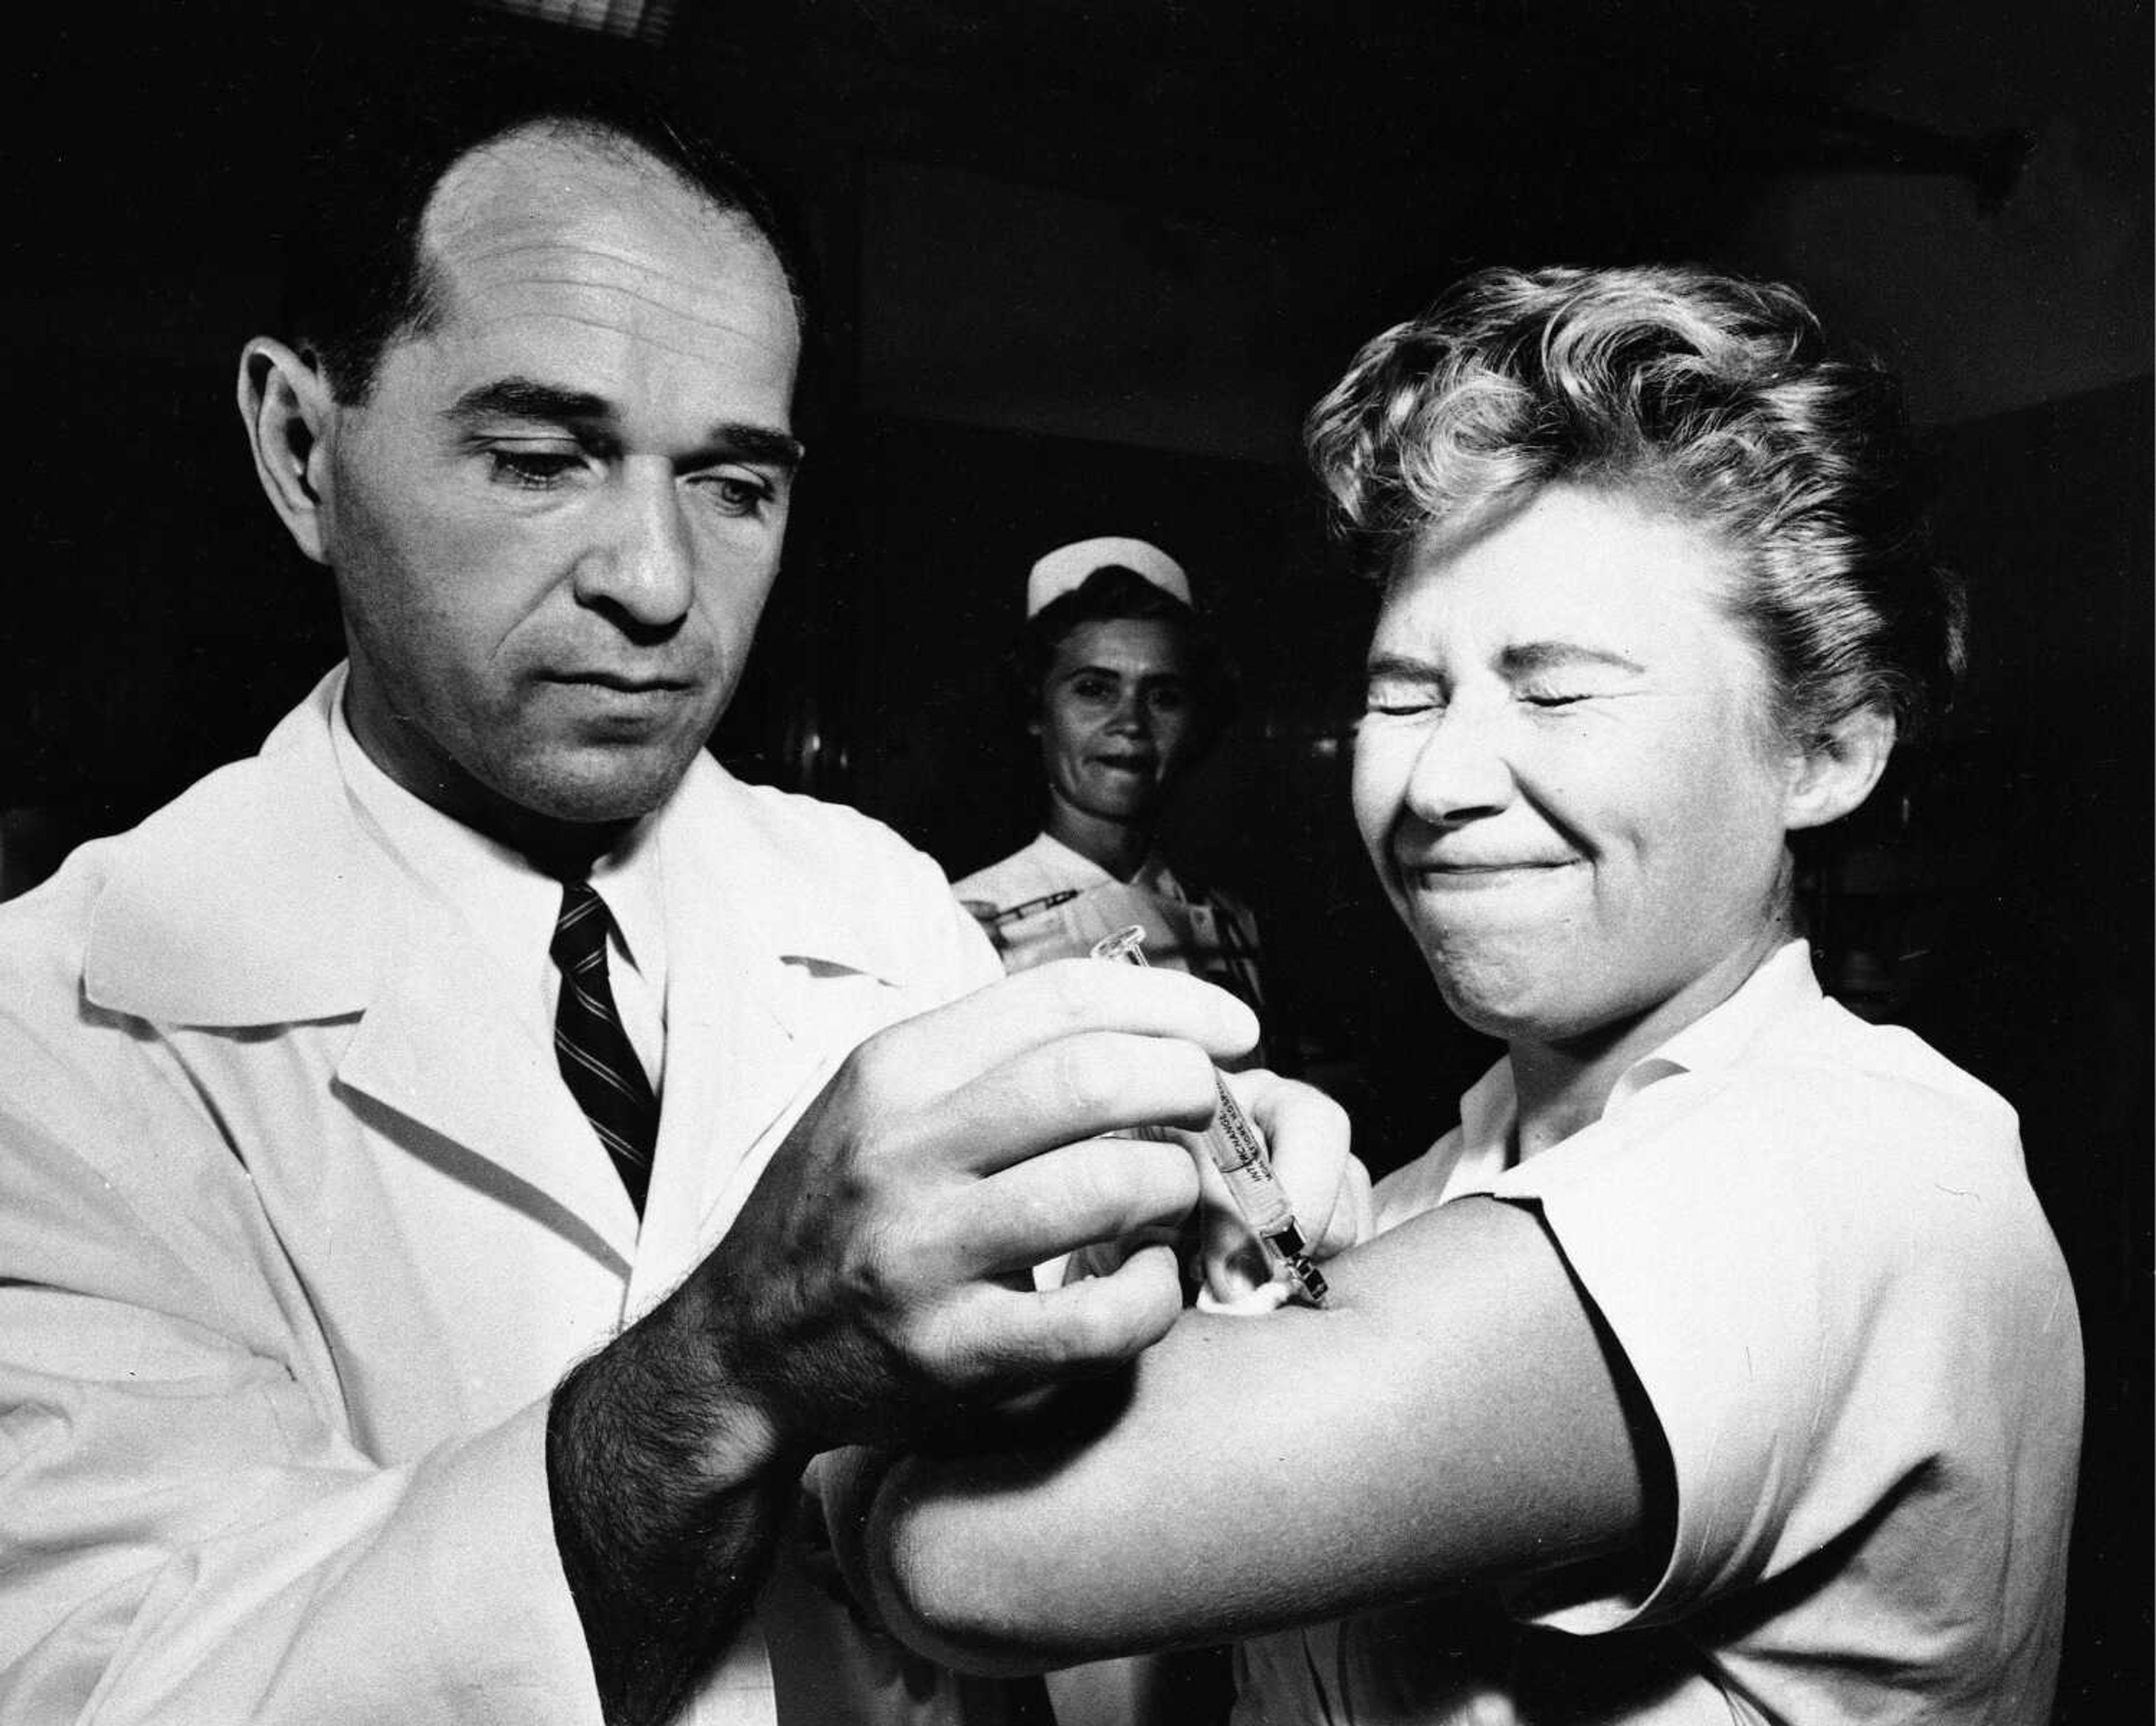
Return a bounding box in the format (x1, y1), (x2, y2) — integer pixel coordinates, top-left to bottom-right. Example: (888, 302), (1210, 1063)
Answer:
(543, 1297), (807, 1724)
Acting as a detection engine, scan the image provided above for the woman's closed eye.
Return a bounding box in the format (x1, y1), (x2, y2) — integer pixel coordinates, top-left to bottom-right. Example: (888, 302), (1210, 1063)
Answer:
(1363, 679), (1446, 719)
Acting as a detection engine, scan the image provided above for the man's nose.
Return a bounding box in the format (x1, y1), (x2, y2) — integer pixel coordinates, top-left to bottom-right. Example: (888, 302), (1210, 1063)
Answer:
(574, 463), (695, 630)
(1400, 697), (1515, 826)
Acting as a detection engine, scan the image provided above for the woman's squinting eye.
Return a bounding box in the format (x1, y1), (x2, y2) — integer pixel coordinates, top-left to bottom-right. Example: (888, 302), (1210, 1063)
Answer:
(1363, 681), (1441, 717)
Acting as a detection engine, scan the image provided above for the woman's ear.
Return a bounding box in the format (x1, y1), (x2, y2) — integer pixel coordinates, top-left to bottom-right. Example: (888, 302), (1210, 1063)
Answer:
(236, 337), (337, 566)
(1784, 704), (1897, 832)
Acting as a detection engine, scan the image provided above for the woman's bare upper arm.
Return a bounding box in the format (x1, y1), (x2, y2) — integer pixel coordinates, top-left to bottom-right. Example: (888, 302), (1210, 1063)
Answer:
(863, 1195), (1660, 1669)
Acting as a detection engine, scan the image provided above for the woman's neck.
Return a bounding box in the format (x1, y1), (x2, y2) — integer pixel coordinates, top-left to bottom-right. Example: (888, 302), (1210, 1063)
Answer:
(1506, 925), (1789, 1159)
(1045, 796), (1152, 883)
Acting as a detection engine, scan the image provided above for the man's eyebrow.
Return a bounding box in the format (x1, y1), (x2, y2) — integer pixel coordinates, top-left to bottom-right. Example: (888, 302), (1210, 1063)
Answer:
(442, 381), (805, 472)
(696, 423), (806, 473)
(444, 377), (612, 428)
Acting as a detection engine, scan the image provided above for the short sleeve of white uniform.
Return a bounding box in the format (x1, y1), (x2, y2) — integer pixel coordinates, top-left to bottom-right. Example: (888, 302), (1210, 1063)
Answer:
(1483, 999), (2080, 1650)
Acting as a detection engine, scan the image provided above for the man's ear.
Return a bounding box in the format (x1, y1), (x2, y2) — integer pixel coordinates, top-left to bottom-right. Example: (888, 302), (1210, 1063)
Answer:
(236, 337), (337, 566)
(1784, 703), (1897, 832)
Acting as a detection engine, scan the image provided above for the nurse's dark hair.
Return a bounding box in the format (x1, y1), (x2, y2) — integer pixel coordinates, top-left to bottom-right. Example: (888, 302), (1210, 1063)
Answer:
(1304, 263), (1966, 745)
(1018, 565), (1239, 751)
(281, 42), (805, 406)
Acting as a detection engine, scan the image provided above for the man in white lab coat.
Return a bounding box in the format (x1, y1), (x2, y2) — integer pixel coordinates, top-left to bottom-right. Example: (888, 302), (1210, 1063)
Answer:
(0, 61), (1360, 1726)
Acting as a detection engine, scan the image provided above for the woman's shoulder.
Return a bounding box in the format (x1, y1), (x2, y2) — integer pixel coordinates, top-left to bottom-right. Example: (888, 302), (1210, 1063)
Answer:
(1739, 997), (2021, 1163)
(1609, 999), (2058, 1286)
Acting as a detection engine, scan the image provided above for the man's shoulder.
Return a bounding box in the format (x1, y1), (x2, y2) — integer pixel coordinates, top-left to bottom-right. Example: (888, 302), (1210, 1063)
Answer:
(679, 763), (949, 888)
(668, 760), (993, 990)
(6, 745), (314, 932)
(2, 704), (382, 1027)
(7, 675), (340, 920)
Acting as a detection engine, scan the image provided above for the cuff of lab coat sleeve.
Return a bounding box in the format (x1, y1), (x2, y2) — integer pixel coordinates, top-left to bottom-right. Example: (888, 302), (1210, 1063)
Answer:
(284, 1398), (604, 1725)
(410, 1398), (602, 1721)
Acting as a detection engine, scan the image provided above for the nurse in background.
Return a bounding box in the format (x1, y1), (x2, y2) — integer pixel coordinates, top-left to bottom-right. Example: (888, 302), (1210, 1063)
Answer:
(954, 537), (1265, 1726)
(954, 537), (1268, 1033)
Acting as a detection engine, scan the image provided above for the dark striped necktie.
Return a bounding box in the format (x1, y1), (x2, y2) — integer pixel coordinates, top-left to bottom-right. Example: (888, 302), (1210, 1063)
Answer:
(550, 879), (658, 1215)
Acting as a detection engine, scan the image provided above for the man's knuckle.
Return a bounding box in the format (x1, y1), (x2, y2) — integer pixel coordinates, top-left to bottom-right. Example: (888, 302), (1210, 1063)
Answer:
(1045, 1039), (1115, 1122)
(1050, 1144), (1115, 1218)
(841, 1220), (920, 1317)
(839, 1032), (899, 1096)
(1034, 961), (1107, 1034)
(1059, 1290), (1146, 1366)
(1045, 1306), (1106, 1367)
(910, 1303), (993, 1394)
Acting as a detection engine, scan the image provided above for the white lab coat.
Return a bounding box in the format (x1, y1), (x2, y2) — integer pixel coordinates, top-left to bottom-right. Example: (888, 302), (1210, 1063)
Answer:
(0, 672), (999, 1724)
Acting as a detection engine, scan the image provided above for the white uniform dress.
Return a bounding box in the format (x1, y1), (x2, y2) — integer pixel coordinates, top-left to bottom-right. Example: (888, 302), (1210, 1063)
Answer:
(1232, 940), (2081, 1726)
(954, 832), (1264, 1015)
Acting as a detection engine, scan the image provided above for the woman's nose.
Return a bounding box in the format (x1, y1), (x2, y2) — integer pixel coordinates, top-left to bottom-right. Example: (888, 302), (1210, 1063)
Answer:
(1401, 701), (1515, 825)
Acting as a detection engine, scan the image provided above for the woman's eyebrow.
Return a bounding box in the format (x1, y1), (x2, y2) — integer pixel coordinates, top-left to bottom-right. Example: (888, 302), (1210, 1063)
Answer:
(1498, 641), (1646, 676)
(1363, 650), (1439, 679)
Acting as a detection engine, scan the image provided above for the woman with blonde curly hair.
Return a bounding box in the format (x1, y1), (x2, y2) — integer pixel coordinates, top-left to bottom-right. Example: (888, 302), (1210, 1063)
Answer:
(835, 264), (2082, 1725)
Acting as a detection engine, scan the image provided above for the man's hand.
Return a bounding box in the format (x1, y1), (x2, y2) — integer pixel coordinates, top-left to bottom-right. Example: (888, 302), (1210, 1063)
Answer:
(690, 957), (1260, 1454)
(546, 958), (1258, 1723)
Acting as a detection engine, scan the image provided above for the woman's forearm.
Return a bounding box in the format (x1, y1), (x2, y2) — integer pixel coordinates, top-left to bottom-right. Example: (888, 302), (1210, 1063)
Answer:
(857, 1197), (1654, 1669)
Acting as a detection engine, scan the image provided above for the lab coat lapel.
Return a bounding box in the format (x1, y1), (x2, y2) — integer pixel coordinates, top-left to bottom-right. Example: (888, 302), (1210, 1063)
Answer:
(85, 669), (641, 1272)
(336, 889), (642, 1272)
(627, 771), (832, 1312)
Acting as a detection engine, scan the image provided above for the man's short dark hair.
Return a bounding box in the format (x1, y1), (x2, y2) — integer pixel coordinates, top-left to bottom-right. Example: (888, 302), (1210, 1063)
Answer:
(285, 43), (806, 405)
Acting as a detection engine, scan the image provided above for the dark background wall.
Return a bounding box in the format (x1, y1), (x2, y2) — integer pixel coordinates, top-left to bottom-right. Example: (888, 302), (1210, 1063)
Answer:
(5, 1), (2148, 1711)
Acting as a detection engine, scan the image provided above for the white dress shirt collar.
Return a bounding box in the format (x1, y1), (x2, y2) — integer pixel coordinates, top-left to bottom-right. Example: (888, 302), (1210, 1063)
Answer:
(326, 684), (670, 1080)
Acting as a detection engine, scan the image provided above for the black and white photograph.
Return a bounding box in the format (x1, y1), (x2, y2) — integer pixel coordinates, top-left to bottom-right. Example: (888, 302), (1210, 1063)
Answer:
(3, 3), (2147, 1722)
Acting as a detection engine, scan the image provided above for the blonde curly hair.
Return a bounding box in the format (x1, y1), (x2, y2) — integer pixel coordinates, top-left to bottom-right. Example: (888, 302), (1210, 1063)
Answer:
(1305, 264), (1966, 745)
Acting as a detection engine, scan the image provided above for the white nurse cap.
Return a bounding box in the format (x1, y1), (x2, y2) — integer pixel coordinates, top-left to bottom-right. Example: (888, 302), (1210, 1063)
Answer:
(1025, 536), (1191, 617)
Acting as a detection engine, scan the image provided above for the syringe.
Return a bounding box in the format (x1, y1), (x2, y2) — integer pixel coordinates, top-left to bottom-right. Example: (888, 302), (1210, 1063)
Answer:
(1089, 925), (1328, 1307)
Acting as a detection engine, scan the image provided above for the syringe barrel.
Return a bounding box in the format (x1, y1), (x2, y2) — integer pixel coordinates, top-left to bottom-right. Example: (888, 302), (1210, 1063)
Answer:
(1089, 924), (1328, 1307)
(1199, 1073), (1296, 1236)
